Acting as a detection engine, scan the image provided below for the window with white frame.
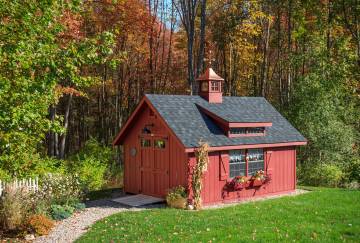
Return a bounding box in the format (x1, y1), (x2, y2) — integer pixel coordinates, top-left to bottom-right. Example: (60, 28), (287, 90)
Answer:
(229, 149), (264, 177)
(211, 81), (220, 91)
(247, 148), (264, 175)
(229, 150), (246, 177)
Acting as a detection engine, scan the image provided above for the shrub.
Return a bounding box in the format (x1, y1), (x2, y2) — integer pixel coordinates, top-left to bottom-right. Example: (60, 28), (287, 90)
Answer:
(0, 187), (31, 231)
(344, 181), (360, 189)
(0, 168), (10, 181)
(28, 214), (54, 236)
(342, 158), (360, 183)
(73, 202), (86, 211)
(32, 157), (66, 177)
(50, 204), (74, 220)
(35, 173), (82, 207)
(298, 162), (344, 187)
(73, 157), (107, 192)
(67, 138), (119, 191)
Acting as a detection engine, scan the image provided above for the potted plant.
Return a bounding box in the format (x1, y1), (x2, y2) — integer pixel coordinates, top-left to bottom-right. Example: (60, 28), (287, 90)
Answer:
(166, 186), (187, 209)
(251, 170), (270, 187)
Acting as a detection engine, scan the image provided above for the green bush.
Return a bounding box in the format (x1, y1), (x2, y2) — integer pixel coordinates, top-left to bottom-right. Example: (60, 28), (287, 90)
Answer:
(68, 202), (86, 212)
(32, 157), (66, 177)
(298, 162), (344, 187)
(342, 158), (360, 183)
(0, 168), (10, 181)
(50, 204), (75, 220)
(73, 157), (107, 192)
(67, 138), (118, 191)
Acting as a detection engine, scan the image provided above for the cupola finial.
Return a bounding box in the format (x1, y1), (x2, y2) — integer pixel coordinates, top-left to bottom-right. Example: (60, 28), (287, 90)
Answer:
(203, 50), (215, 68)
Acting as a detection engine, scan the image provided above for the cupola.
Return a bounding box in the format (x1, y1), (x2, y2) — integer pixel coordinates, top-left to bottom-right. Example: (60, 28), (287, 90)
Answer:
(196, 67), (224, 103)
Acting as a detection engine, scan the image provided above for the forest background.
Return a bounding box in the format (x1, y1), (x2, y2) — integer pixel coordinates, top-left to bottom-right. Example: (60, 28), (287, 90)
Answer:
(0, 0), (359, 190)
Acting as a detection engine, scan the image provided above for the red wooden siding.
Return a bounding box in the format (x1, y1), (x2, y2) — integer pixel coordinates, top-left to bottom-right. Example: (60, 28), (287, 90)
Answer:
(122, 104), (187, 197)
(188, 146), (296, 205)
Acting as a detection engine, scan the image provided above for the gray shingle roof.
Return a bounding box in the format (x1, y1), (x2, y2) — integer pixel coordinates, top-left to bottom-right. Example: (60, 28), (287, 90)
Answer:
(146, 94), (306, 148)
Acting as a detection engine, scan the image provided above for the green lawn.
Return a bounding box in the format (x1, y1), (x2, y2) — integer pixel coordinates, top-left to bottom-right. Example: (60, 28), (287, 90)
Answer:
(77, 188), (360, 242)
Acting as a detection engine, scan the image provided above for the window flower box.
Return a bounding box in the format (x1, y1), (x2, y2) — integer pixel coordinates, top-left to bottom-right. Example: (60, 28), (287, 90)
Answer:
(227, 176), (249, 191)
(251, 178), (263, 187)
(250, 170), (271, 187)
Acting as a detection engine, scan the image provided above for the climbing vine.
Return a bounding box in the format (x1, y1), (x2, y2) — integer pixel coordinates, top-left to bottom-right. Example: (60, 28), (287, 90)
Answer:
(192, 141), (209, 210)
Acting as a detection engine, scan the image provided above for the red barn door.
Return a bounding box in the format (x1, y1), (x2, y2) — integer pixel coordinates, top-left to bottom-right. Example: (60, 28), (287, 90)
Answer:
(140, 135), (169, 197)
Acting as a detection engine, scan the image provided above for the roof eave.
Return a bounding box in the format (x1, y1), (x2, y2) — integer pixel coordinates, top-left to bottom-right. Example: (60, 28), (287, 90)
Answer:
(184, 141), (307, 153)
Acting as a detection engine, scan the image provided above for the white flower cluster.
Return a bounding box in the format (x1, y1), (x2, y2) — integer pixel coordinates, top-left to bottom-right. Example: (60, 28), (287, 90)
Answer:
(34, 173), (83, 205)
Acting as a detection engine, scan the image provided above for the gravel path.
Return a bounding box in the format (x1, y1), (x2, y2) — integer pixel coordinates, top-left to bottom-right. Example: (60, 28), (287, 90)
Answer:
(34, 199), (155, 243)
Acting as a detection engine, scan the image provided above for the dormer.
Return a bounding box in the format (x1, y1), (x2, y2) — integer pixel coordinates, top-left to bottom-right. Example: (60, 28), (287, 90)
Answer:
(196, 104), (272, 138)
(196, 68), (224, 103)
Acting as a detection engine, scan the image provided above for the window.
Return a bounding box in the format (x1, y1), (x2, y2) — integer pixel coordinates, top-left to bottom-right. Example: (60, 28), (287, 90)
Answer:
(229, 149), (264, 177)
(229, 150), (246, 177)
(201, 81), (208, 92)
(247, 127), (265, 134)
(229, 128), (247, 134)
(229, 127), (265, 136)
(154, 139), (166, 149)
(211, 81), (220, 91)
(140, 139), (151, 147)
(130, 147), (137, 156)
(247, 149), (264, 175)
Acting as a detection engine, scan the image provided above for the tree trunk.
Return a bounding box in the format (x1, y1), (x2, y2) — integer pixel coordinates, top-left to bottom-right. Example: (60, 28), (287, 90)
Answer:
(175, 0), (198, 95)
(286, 0), (292, 104)
(58, 93), (73, 159)
(48, 105), (56, 157)
(196, 0), (207, 78)
(261, 18), (271, 97)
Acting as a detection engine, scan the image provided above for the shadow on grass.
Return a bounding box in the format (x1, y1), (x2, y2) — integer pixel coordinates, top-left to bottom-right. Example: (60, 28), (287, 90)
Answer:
(85, 187), (124, 201)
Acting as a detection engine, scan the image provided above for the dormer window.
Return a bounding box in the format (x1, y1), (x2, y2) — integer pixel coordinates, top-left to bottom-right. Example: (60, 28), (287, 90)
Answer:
(229, 128), (247, 135)
(211, 81), (220, 91)
(229, 127), (265, 136)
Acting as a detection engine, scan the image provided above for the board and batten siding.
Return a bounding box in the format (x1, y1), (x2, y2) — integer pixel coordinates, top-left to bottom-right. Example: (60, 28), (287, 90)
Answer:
(188, 146), (296, 205)
(122, 103), (187, 196)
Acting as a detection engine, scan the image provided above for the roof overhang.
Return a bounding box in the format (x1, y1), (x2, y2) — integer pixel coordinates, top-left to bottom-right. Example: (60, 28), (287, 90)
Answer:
(112, 95), (185, 148)
(112, 97), (148, 146)
(184, 141), (307, 153)
(228, 122), (272, 128)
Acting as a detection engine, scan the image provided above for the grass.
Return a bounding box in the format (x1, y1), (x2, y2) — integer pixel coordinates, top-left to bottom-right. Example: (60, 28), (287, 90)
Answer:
(77, 188), (360, 242)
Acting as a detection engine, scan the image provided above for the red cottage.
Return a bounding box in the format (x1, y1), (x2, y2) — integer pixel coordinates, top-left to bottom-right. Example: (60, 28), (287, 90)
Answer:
(113, 68), (307, 205)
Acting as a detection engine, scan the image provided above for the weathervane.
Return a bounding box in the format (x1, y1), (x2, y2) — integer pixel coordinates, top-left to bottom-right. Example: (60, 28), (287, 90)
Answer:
(203, 50), (215, 68)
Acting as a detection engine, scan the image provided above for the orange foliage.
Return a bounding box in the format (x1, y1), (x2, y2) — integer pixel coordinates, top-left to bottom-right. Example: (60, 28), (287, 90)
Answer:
(28, 214), (55, 236)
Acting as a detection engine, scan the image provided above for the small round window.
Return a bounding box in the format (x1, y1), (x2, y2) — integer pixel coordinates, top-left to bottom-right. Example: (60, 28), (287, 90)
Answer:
(130, 147), (137, 156)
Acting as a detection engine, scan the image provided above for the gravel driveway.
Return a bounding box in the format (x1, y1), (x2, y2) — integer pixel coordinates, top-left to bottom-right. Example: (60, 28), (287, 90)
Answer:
(34, 199), (161, 243)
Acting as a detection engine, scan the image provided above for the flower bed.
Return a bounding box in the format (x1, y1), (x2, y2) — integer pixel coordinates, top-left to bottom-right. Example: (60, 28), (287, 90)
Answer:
(0, 174), (85, 239)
